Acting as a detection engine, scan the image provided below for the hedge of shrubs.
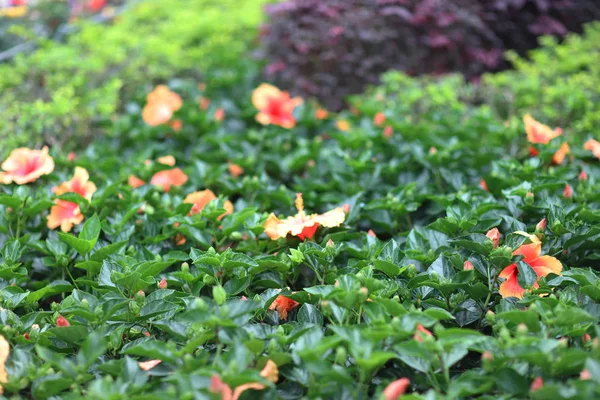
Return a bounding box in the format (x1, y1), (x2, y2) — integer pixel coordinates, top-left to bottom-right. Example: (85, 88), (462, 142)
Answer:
(0, 0), (269, 155)
(260, 0), (600, 110)
(1, 3), (600, 399)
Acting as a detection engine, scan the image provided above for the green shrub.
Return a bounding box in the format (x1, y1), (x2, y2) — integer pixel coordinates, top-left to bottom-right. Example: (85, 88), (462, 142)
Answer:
(0, 0), (270, 155)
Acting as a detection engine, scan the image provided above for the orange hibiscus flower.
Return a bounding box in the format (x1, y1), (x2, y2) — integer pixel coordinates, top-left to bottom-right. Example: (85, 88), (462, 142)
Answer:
(498, 233), (562, 299)
(264, 193), (345, 241)
(0, 147), (54, 185)
(315, 108), (329, 120)
(47, 167), (97, 232)
(584, 139), (600, 159)
(183, 189), (233, 220)
(150, 168), (188, 192)
(252, 83), (303, 128)
(373, 112), (386, 127)
(269, 295), (300, 320)
(552, 143), (570, 165)
(228, 163), (244, 178)
(142, 85), (182, 126)
(52, 167), (97, 201)
(523, 114), (562, 144)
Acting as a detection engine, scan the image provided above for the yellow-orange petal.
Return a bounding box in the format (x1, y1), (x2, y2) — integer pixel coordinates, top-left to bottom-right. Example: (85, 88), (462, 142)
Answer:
(260, 360), (279, 384)
(138, 359), (162, 371)
(142, 102), (173, 126)
(523, 114), (562, 144)
(552, 143), (570, 165)
(314, 207), (346, 227)
(264, 213), (282, 240)
(529, 255), (563, 277)
(184, 189), (217, 215)
(150, 168), (188, 192)
(252, 83), (282, 110)
(336, 120), (350, 132)
(498, 267), (525, 299)
(228, 163), (244, 178)
(157, 155), (176, 166)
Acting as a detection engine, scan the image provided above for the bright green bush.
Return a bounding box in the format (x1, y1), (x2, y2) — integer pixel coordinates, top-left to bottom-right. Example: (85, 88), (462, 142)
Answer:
(0, 0), (270, 155)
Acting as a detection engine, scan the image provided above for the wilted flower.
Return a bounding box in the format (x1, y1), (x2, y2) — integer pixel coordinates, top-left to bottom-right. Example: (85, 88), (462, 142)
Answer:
(142, 85), (182, 126)
(150, 168), (188, 192)
(498, 233), (562, 299)
(486, 228), (500, 248)
(269, 295), (300, 320)
(252, 83), (303, 128)
(128, 175), (146, 188)
(552, 142), (570, 165)
(583, 139), (600, 159)
(264, 193), (345, 240)
(523, 114), (562, 144)
(183, 189), (233, 220)
(0, 146), (54, 185)
(382, 377), (410, 400)
(138, 359), (162, 371)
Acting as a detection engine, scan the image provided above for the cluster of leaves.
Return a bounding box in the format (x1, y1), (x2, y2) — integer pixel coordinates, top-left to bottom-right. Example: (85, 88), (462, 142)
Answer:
(0, 0), (270, 156)
(259, 0), (600, 110)
(1, 9), (600, 400)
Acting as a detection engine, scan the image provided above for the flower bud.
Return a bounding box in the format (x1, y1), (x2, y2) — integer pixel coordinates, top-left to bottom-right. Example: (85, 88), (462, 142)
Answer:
(326, 239), (334, 248)
(516, 323), (528, 335)
(525, 191), (534, 205)
(335, 346), (347, 364)
(463, 261), (474, 271)
(563, 184), (573, 199)
(485, 310), (495, 324)
(213, 285), (227, 306)
(579, 170), (588, 181)
(530, 376), (543, 392)
(128, 301), (141, 315)
(181, 262), (190, 273)
(203, 275), (216, 285)
(535, 218), (547, 232)
(80, 299), (89, 309)
(580, 369), (591, 380)
(135, 290), (145, 304)
(485, 228), (500, 248)
(158, 278), (167, 289)
(56, 315), (70, 327)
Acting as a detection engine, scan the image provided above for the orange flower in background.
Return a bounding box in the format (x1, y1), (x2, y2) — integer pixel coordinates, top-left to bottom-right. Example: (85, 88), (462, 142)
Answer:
(498, 233), (562, 299)
(373, 112), (386, 127)
(214, 108), (225, 122)
(52, 167), (97, 201)
(142, 85), (182, 126)
(0, 335), (9, 395)
(0, 146), (54, 185)
(383, 377), (410, 400)
(157, 155), (176, 166)
(252, 83), (303, 128)
(480, 179), (489, 192)
(48, 167), (97, 233)
(269, 295), (300, 320)
(170, 119), (183, 132)
(336, 119), (350, 132)
(128, 175), (146, 188)
(523, 114), (562, 144)
(228, 163), (244, 178)
(210, 360), (278, 400)
(183, 189), (233, 220)
(552, 142), (570, 165)
(564, 184), (573, 198)
(413, 324), (433, 342)
(584, 139), (600, 159)
(383, 125), (393, 138)
(199, 97), (211, 111)
(315, 108), (329, 120)
(150, 168), (188, 192)
(264, 193), (345, 241)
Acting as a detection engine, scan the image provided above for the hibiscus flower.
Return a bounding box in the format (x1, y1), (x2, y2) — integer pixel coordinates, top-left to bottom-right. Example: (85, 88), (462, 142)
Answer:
(47, 167), (96, 232)
(252, 83), (303, 128)
(269, 295), (300, 320)
(584, 139), (600, 160)
(150, 168), (188, 192)
(498, 233), (562, 299)
(264, 193), (345, 241)
(183, 189), (233, 220)
(142, 85), (182, 126)
(0, 147), (54, 185)
(523, 114), (562, 144)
